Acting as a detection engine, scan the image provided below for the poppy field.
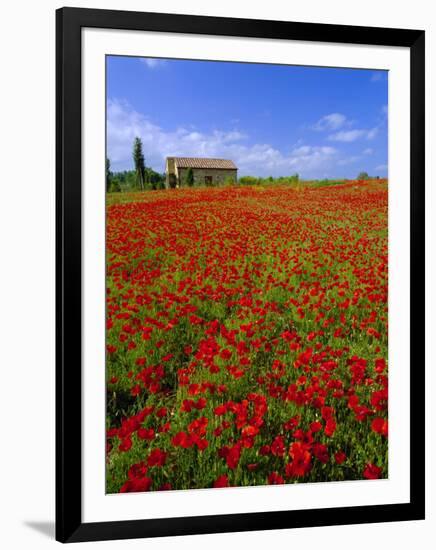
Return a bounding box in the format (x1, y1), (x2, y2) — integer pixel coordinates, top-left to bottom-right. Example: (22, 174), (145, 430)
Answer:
(106, 181), (388, 493)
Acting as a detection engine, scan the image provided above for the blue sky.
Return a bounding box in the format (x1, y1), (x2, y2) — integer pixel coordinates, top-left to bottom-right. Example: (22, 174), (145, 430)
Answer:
(107, 56), (388, 179)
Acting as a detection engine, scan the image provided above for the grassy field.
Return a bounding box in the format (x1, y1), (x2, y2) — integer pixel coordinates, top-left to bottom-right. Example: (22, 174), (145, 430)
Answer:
(105, 181), (388, 493)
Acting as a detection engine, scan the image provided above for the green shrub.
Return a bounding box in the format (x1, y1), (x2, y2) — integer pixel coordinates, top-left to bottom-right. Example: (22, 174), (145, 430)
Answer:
(185, 168), (194, 187)
(109, 179), (121, 193)
(239, 176), (259, 186)
(357, 172), (370, 180)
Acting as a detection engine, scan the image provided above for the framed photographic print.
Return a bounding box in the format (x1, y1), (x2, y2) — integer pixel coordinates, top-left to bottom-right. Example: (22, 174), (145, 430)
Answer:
(56, 7), (425, 543)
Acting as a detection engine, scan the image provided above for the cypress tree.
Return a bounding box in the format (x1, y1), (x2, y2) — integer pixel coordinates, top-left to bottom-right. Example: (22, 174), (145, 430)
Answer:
(186, 167), (194, 187)
(106, 157), (112, 192)
(133, 137), (146, 190)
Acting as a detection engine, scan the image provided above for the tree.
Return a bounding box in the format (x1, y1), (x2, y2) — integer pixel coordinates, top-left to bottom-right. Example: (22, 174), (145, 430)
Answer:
(239, 176), (258, 185)
(109, 178), (121, 193)
(133, 137), (146, 190)
(106, 158), (112, 192)
(357, 171), (370, 180)
(145, 167), (163, 190)
(185, 167), (194, 187)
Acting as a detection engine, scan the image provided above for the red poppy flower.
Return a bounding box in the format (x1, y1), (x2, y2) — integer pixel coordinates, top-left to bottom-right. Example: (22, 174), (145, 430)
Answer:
(268, 472), (285, 484)
(214, 404), (227, 416)
(119, 437), (132, 453)
(213, 474), (229, 488)
(156, 407), (168, 418)
(219, 444), (241, 469)
(334, 451), (347, 464)
(325, 418), (336, 437)
(120, 476), (152, 493)
(375, 358), (387, 373)
(309, 421), (323, 433)
(313, 442), (329, 464)
(370, 416), (388, 437)
(147, 448), (167, 467)
(194, 397), (207, 410)
(195, 437), (209, 451)
(181, 399), (194, 412)
(271, 435), (286, 457)
(259, 445), (270, 456)
(137, 428), (155, 440)
(159, 422), (171, 433)
(172, 432), (193, 448)
(286, 442), (312, 477)
(128, 462), (148, 480)
(130, 384), (141, 397)
(321, 406), (334, 421)
(363, 463), (382, 479)
(241, 425), (259, 438)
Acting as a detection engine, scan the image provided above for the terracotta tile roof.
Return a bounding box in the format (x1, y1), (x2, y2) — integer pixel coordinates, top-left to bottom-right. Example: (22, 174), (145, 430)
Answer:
(168, 157), (237, 170)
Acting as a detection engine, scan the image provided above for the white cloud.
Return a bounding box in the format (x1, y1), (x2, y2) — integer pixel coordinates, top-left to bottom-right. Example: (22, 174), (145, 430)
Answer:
(375, 164), (388, 172)
(329, 127), (378, 142)
(312, 113), (347, 131)
(291, 145), (312, 155)
(140, 58), (166, 69)
(107, 99), (340, 178)
(337, 155), (361, 166)
(363, 148), (373, 155)
(286, 145), (337, 171)
(366, 127), (378, 140)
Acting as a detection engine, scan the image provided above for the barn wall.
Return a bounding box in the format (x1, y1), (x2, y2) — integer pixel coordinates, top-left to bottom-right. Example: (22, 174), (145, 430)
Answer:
(177, 168), (237, 186)
(165, 158), (177, 188)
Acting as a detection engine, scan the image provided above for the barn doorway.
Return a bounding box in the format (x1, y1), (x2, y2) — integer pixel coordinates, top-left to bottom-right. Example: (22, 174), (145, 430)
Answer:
(205, 175), (213, 186)
(168, 174), (177, 189)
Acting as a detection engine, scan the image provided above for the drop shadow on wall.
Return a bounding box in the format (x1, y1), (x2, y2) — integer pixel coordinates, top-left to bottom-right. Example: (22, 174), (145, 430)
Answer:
(24, 521), (54, 539)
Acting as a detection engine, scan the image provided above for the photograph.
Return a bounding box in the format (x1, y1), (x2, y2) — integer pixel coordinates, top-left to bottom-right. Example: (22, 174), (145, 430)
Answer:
(0, 0), (429, 547)
(104, 56), (389, 494)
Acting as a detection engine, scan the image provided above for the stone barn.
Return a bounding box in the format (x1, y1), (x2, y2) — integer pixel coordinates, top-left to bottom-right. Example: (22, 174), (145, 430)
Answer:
(165, 157), (238, 188)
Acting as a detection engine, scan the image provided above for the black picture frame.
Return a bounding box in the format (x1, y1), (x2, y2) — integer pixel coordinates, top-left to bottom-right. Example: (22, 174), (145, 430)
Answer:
(56, 7), (425, 543)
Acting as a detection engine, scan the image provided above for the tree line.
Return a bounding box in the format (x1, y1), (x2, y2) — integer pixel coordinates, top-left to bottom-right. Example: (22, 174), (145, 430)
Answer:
(106, 137), (166, 192)
(238, 172), (382, 187)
